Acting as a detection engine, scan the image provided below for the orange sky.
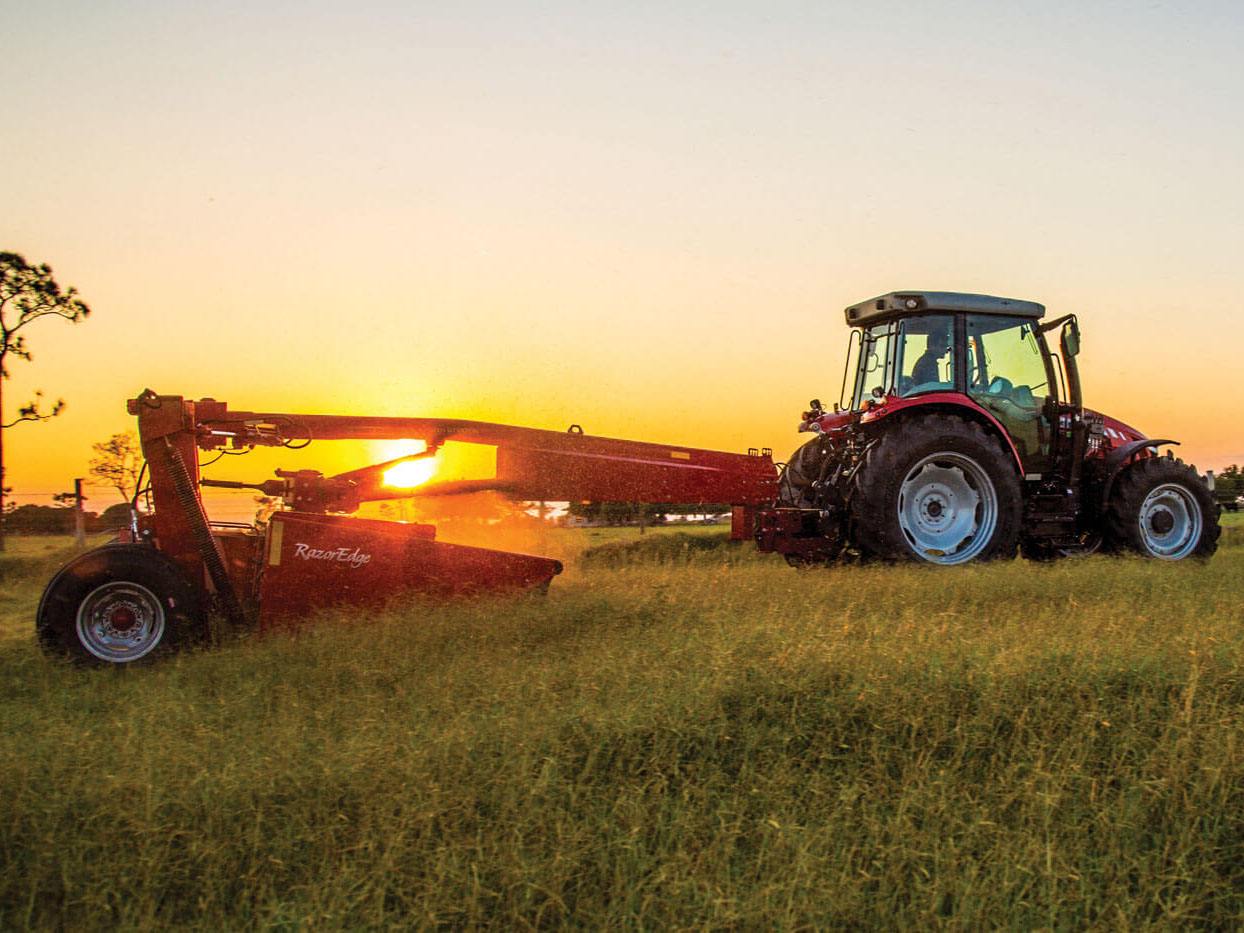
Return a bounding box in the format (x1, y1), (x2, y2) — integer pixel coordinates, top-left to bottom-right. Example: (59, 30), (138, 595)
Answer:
(4, 2), (1243, 508)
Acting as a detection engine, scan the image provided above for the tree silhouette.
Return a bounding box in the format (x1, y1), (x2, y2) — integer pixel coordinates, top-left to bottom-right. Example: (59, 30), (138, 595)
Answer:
(0, 252), (91, 550)
(1217, 464), (1242, 499)
(89, 430), (143, 501)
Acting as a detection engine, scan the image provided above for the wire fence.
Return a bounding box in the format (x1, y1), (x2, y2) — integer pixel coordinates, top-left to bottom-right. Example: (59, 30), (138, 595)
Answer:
(4, 481), (127, 508)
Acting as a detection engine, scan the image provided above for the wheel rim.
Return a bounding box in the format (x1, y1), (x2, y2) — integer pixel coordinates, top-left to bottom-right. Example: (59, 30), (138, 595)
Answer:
(75, 581), (166, 663)
(1138, 483), (1202, 559)
(897, 452), (999, 564)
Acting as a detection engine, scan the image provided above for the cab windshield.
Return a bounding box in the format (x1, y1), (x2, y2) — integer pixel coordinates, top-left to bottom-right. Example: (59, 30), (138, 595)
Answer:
(850, 314), (956, 409)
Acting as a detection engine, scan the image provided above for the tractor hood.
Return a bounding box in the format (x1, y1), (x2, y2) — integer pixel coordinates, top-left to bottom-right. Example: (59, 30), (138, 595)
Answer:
(800, 408), (857, 434)
(1092, 410), (1147, 449)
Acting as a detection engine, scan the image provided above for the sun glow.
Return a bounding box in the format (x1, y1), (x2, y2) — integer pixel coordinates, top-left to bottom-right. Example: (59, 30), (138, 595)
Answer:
(383, 456), (439, 489)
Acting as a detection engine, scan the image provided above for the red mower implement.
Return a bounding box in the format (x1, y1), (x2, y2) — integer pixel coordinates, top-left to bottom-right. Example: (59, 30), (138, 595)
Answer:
(36, 391), (775, 664)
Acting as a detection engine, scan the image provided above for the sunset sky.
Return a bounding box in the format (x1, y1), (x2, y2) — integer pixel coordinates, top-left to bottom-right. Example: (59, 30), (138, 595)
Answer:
(4, 1), (1243, 508)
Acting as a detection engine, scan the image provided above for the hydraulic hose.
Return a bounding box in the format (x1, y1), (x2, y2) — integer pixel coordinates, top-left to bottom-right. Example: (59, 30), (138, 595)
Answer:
(160, 440), (245, 625)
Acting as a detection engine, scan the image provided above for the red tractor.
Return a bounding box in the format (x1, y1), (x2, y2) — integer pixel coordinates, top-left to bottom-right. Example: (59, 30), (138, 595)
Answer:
(753, 291), (1221, 565)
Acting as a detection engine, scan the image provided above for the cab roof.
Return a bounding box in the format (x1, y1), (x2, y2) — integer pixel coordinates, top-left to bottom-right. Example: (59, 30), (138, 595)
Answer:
(844, 291), (1046, 326)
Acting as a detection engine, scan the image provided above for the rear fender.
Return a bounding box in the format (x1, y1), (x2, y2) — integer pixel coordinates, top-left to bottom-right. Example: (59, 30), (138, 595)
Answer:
(1098, 438), (1180, 508)
(858, 394), (1025, 474)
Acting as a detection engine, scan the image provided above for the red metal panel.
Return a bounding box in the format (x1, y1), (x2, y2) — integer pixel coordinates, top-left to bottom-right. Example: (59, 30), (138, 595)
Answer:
(730, 506), (754, 541)
(857, 393), (1025, 471)
(495, 444), (774, 505)
(257, 512), (562, 629)
(134, 395), (210, 581)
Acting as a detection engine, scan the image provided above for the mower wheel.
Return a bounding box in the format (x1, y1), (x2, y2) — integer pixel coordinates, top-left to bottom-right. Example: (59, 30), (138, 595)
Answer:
(36, 544), (208, 666)
(1105, 457), (1220, 560)
(850, 415), (1021, 564)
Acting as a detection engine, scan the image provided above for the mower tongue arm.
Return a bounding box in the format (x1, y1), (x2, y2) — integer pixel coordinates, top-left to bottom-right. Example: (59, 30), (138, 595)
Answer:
(183, 397), (777, 507)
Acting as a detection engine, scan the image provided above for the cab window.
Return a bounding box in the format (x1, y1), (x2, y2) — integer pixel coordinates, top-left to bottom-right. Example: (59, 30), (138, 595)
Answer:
(895, 314), (955, 398)
(966, 314), (1054, 463)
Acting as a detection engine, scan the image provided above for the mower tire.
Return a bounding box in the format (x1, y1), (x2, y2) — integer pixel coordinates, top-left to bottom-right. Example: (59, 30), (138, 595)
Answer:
(850, 414), (1021, 564)
(1105, 457), (1220, 560)
(36, 544), (208, 666)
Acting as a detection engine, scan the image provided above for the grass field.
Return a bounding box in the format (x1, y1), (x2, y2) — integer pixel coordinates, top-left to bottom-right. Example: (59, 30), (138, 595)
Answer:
(2, 520), (1242, 928)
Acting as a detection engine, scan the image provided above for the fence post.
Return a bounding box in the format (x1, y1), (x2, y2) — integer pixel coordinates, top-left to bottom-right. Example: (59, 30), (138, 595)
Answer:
(73, 478), (86, 548)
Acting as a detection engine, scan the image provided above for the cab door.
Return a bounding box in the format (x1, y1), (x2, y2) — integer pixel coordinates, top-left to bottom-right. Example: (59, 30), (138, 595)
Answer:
(964, 314), (1058, 475)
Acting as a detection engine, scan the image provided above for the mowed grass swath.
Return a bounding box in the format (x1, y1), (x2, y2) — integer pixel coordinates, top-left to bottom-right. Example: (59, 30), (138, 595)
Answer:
(2, 524), (1243, 928)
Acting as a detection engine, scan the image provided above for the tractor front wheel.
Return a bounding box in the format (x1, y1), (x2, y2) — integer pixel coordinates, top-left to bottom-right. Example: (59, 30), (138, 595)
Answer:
(36, 545), (208, 665)
(850, 415), (1021, 564)
(1105, 458), (1220, 560)
(778, 435), (831, 508)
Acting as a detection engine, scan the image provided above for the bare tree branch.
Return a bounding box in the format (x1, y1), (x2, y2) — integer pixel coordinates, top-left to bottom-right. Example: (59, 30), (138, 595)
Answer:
(2, 391), (65, 429)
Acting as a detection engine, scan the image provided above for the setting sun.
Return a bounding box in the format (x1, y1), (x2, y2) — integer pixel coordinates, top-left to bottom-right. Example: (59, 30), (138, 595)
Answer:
(383, 456), (439, 489)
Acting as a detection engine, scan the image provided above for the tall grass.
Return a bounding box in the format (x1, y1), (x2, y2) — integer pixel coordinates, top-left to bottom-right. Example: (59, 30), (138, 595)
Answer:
(1, 532), (1242, 928)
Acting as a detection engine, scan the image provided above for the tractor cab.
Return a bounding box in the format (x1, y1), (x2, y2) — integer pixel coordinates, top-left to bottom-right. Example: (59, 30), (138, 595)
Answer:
(836, 291), (1082, 477)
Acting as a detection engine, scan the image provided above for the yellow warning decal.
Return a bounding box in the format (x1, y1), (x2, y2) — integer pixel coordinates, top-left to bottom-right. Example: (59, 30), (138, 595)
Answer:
(670, 451), (691, 460)
(268, 521), (284, 566)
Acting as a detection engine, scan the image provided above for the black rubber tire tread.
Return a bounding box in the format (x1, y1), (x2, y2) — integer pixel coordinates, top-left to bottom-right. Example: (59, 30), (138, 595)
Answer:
(36, 544), (208, 666)
(1019, 540), (1057, 562)
(849, 414), (1022, 562)
(778, 436), (831, 508)
(1104, 457), (1220, 560)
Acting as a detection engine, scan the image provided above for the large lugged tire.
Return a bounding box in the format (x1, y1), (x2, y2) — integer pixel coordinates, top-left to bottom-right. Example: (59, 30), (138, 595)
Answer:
(36, 545), (208, 666)
(1105, 457), (1220, 560)
(778, 436), (831, 507)
(849, 415), (1021, 564)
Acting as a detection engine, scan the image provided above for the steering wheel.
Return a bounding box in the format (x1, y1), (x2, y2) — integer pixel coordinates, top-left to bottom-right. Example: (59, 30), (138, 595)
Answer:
(968, 359), (987, 387)
(988, 376), (1013, 396)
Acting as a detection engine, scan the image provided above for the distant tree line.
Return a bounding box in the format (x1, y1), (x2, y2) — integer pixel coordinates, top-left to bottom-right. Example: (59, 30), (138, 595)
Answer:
(1215, 465), (1242, 500)
(566, 502), (732, 525)
(1, 502), (131, 535)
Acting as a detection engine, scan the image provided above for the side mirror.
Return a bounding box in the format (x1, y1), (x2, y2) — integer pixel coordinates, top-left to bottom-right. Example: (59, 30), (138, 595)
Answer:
(1061, 319), (1081, 357)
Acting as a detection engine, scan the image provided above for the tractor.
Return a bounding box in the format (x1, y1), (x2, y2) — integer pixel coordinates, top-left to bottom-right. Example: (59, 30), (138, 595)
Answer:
(753, 291), (1221, 565)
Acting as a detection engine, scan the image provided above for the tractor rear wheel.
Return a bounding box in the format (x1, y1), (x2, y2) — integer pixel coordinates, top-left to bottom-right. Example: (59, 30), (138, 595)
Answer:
(1105, 457), (1219, 560)
(36, 545), (208, 665)
(850, 415), (1021, 564)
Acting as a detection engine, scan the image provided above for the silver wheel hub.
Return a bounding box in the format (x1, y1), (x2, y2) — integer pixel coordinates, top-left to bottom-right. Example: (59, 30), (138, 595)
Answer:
(897, 453), (998, 564)
(1138, 483), (1201, 559)
(75, 582), (166, 663)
